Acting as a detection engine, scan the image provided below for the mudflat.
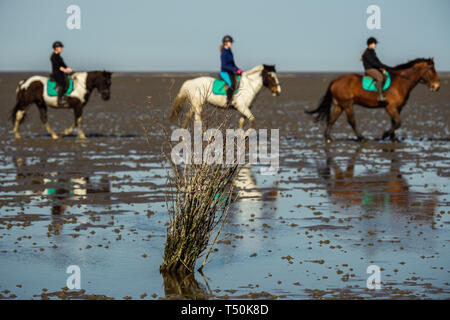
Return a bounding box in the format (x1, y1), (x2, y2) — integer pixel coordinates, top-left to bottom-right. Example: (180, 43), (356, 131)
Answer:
(0, 72), (449, 299)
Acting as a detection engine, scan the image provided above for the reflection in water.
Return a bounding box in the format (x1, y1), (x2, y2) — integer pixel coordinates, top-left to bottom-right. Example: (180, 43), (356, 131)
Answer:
(318, 146), (437, 222)
(231, 163), (279, 225)
(162, 271), (211, 299)
(14, 156), (110, 216)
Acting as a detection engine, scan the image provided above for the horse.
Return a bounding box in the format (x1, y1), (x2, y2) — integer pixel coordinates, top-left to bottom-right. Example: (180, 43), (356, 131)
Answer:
(11, 71), (112, 140)
(306, 58), (440, 142)
(170, 64), (281, 129)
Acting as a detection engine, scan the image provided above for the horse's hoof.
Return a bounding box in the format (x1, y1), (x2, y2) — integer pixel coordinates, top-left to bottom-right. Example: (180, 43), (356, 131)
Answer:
(51, 134), (59, 140)
(14, 135), (22, 140)
(325, 138), (332, 144)
(78, 135), (87, 140)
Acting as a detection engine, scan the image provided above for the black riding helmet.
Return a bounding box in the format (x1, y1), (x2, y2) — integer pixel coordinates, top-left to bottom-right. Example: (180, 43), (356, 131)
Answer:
(367, 37), (378, 46)
(222, 35), (234, 44)
(52, 41), (64, 49)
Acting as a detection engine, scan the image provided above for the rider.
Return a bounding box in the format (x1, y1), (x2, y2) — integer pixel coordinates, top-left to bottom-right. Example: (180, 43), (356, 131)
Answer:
(50, 41), (73, 107)
(362, 37), (388, 102)
(220, 35), (243, 107)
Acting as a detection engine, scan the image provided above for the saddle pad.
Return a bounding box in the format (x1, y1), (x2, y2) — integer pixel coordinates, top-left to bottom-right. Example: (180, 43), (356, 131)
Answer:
(47, 78), (74, 96)
(212, 76), (241, 95)
(362, 71), (391, 92)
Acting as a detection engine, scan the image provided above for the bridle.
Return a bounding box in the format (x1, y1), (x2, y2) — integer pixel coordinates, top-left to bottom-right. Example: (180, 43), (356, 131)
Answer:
(417, 64), (433, 85)
(262, 71), (278, 93)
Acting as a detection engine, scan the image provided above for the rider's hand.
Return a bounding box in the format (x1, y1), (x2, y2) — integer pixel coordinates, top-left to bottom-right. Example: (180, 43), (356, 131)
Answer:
(66, 67), (73, 74)
(236, 69), (243, 75)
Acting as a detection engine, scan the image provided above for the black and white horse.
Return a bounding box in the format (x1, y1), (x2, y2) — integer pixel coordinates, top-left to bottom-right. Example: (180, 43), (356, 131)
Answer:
(12, 71), (112, 139)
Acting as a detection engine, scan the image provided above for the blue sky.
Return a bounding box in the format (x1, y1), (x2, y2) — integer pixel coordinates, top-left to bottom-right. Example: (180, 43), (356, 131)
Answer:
(0, 0), (448, 72)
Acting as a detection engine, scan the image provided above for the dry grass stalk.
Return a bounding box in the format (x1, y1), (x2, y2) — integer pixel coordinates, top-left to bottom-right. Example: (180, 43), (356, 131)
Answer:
(159, 116), (241, 275)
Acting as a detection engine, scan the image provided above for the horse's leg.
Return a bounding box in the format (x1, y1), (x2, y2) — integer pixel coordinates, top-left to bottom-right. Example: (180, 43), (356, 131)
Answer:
(239, 117), (245, 130)
(62, 100), (78, 137)
(235, 105), (255, 129)
(192, 103), (203, 127)
(381, 105), (401, 141)
(182, 107), (194, 129)
(37, 102), (58, 139)
(13, 106), (28, 139)
(324, 104), (343, 143)
(343, 103), (365, 141)
(73, 104), (87, 140)
(62, 122), (76, 137)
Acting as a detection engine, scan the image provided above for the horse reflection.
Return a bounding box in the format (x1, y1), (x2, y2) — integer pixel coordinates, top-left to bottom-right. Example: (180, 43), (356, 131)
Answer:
(232, 163), (278, 218)
(318, 147), (437, 222)
(14, 156), (110, 215)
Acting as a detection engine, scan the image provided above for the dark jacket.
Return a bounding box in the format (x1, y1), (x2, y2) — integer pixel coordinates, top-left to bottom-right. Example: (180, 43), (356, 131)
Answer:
(362, 48), (385, 70)
(221, 48), (238, 73)
(50, 52), (67, 84)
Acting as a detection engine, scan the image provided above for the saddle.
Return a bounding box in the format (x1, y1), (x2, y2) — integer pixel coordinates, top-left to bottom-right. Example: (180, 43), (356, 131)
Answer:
(47, 76), (74, 96)
(362, 71), (391, 92)
(212, 75), (241, 95)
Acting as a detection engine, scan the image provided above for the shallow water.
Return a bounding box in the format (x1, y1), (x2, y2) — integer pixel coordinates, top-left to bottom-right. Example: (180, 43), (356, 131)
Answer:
(0, 73), (449, 299)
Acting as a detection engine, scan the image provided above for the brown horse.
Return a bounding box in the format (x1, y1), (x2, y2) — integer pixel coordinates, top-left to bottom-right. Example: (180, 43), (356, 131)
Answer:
(306, 58), (440, 142)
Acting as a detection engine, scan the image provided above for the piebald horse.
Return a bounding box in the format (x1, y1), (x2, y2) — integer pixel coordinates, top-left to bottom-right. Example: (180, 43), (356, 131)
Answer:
(170, 64), (281, 129)
(306, 58), (440, 142)
(11, 71), (112, 139)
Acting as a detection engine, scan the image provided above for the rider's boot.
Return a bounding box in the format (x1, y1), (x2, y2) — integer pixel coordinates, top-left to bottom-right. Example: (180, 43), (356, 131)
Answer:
(57, 85), (69, 107)
(226, 87), (234, 108)
(375, 81), (387, 102)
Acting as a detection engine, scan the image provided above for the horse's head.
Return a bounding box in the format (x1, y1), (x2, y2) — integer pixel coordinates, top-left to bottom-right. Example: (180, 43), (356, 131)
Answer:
(419, 58), (440, 92)
(91, 71), (112, 100)
(262, 64), (281, 96)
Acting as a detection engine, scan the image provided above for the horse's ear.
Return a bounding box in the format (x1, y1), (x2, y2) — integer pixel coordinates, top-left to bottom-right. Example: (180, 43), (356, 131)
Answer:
(263, 64), (276, 72)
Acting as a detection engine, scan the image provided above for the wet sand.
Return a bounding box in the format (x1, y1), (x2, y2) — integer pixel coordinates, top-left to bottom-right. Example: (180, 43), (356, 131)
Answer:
(0, 72), (449, 299)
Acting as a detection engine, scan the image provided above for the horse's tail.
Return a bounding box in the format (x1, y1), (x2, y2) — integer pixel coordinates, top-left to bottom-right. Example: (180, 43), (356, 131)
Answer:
(305, 82), (334, 122)
(170, 81), (188, 122)
(11, 81), (26, 125)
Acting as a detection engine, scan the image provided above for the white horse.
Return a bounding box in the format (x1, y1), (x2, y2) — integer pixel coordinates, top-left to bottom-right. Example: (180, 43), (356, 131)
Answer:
(170, 64), (281, 129)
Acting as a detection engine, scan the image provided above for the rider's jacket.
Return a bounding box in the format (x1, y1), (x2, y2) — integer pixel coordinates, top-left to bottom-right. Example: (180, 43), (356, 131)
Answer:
(50, 52), (67, 85)
(221, 48), (238, 73)
(362, 48), (385, 71)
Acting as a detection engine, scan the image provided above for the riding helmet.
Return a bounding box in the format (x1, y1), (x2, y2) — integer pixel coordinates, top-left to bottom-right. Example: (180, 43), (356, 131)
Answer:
(367, 37), (378, 45)
(222, 35), (234, 44)
(52, 41), (64, 49)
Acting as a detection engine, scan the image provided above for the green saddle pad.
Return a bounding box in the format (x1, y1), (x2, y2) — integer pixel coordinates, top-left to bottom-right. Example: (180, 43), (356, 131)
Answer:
(47, 78), (74, 96)
(362, 71), (391, 92)
(212, 76), (240, 95)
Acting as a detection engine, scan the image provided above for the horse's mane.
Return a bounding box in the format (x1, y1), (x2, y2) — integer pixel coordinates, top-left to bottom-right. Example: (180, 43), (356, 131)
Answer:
(389, 58), (433, 71)
(244, 65), (264, 75)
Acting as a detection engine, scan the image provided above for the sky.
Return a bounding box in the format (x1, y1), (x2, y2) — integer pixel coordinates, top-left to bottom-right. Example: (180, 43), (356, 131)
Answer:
(0, 0), (449, 72)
